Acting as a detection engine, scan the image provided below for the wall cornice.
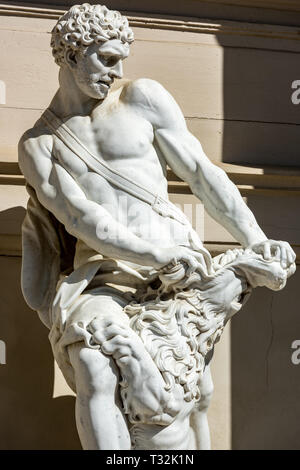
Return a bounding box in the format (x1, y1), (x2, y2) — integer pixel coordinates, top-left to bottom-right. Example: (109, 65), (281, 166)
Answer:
(1, 161), (299, 260)
(200, 0), (300, 13)
(2, 160), (300, 197)
(1, 3), (300, 42)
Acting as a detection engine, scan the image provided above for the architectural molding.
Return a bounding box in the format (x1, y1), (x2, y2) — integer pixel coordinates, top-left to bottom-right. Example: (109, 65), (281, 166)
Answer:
(2, 161), (300, 195)
(201, 0), (300, 12)
(167, 164), (300, 197)
(0, 234), (22, 256)
(1, 160), (299, 259)
(1, 3), (300, 42)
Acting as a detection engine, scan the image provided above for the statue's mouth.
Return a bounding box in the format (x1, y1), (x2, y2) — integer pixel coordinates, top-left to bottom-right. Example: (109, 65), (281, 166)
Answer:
(97, 80), (112, 88)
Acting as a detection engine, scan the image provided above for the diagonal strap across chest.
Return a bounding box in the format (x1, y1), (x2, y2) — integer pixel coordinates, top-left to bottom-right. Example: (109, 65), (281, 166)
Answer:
(41, 108), (189, 226)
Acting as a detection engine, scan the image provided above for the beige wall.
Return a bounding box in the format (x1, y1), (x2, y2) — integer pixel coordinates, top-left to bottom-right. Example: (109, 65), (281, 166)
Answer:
(0, 1), (300, 450)
(231, 269), (300, 449)
(0, 256), (81, 449)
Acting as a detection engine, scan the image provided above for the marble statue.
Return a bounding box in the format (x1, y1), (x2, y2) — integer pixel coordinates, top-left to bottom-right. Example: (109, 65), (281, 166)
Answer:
(18, 3), (296, 450)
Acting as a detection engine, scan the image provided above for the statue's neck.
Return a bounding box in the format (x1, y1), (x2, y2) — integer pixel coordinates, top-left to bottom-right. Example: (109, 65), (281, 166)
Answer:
(49, 67), (98, 119)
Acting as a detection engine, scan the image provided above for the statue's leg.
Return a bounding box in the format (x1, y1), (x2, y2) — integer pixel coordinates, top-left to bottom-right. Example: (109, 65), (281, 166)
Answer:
(190, 365), (214, 450)
(88, 318), (182, 426)
(131, 400), (195, 450)
(68, 342), (131, 450)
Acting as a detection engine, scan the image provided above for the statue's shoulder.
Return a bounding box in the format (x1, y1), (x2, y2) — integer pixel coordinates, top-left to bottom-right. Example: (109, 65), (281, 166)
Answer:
(121, 78), (168, 107)
(120, 79), (176, 128)
(18, 116), (53, 164)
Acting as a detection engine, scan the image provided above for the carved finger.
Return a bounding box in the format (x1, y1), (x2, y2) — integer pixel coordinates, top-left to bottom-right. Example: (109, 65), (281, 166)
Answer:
(105, 324), (129, 338)
(280, 246), (287, 268)
(275, 246), (281, 261)
(114, 347), (133, 361)
(90, 329), (106, 345)
(263, 242), (271, 260)
(284, 243), (296, 262)
(191, 252), (205, 263)
(89, 318), (114, 333)
(192, 249), (211, 267)
(184, 255), (198, 270)
(87, 319), (100, 333)
(91, 324), (128, 345)
(101, 335), (129, 355)
(189, 256), (204, 276)
(286, 248), (295, 267)
(116, 355), (131, 366)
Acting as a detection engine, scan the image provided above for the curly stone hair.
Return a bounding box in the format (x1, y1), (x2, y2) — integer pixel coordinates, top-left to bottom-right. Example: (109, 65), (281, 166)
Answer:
(51, 3), (134, 66)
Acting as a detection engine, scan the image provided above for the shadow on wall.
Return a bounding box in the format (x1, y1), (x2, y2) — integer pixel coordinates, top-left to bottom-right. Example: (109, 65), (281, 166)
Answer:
(216, 34), (300, 449)
(0, 207), (81, 449)
(0, 206), (26, 236)
(231, 274), (300, 450)
(218, 36), (300, 167)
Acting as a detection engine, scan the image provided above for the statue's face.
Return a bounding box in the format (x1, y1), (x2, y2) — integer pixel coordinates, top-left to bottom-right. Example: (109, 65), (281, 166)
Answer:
(70, 39), (130, 100)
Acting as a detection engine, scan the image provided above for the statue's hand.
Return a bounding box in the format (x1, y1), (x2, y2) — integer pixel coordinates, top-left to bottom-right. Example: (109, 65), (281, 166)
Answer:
(249, 239), (296, 269)
(153, 245), (211, 275)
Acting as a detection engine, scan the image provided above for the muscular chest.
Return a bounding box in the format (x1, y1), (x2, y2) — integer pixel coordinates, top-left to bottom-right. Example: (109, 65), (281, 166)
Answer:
(52, 99), (166, 202)
(55, 102), (154, 169)
(91, 106), (154, 162)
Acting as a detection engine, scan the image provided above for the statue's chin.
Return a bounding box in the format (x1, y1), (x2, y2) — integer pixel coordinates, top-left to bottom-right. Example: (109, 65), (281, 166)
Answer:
(76, 81), (110, 101)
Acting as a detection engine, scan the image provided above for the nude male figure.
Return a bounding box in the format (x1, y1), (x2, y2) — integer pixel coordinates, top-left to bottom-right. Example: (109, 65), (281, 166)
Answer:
(18, 4), (296, 450)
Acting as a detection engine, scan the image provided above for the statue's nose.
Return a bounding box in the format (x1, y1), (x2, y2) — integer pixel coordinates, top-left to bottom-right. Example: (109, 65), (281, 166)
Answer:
(110, 61), (123, 79)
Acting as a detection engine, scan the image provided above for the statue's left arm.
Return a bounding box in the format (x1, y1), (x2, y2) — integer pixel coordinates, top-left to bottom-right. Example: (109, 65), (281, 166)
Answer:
(130, 78), (295, 268)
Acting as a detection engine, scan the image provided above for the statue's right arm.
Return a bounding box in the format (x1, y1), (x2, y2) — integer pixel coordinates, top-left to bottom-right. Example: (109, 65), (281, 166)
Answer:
(18, 132), (165, 267)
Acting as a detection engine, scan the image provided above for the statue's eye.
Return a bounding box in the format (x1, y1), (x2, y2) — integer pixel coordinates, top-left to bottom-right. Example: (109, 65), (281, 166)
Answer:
(102, 56), (118, 67)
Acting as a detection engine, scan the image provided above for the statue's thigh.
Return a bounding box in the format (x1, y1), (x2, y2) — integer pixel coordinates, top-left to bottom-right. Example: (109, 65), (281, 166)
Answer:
(67, 292), (129, 396)
(68, 289), (130, 328)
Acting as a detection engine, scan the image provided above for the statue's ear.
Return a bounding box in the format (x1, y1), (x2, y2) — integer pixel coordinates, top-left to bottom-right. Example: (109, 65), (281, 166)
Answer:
(64, 49), (77, 69)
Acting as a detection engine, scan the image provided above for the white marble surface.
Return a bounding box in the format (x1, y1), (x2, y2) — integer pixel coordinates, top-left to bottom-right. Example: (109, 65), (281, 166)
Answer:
(18, 3), (296, 450)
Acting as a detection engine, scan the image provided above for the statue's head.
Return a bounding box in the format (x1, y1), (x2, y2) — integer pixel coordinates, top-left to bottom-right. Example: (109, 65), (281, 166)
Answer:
(51, 3), (134, 99)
